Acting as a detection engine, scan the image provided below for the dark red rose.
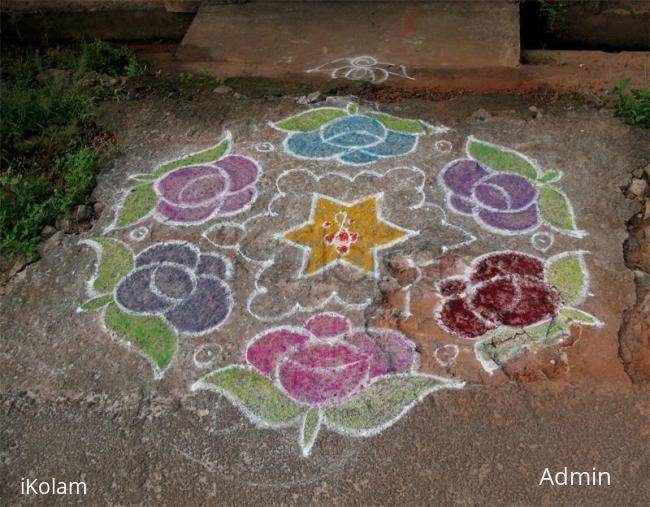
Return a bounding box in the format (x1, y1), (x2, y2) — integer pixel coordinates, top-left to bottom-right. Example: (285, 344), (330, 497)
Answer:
(435, 252), (560, 339)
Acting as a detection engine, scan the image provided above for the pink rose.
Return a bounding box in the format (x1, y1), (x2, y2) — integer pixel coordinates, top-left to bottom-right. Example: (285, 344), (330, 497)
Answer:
(245, 313), (416, 407)
(154, 155), (260, 224)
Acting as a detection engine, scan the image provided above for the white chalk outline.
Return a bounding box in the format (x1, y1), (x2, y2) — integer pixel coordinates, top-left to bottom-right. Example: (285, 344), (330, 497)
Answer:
(271, 104), (447, 167)
(473, 303), (604, 375)
(531, 231), (554, 253)
(105, 131), (264, 230)
(438, 135), (587, 238)
(128, 225), (149, 242)
(193, 343), (224, 370)
(192, 315), (465, 457)
(434, 140), (453, 154)
(255, 142), (275, 153)
(300, 408), (323, 457)
(225, 166), (472, 322)
(306, 55), (415, 84)
(433, 344), (460, 368)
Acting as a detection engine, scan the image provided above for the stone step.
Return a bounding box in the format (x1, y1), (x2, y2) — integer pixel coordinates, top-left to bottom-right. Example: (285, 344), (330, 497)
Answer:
(179, 0), (520, 83)
(1, 1), (195, 41)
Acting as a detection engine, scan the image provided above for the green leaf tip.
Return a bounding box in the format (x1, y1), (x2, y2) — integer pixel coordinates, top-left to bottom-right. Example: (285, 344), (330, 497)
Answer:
(273, 108), (348, 132)
(545, 251), (589, 306)
(79, 294), (113, 312)
(116, 184), (156, 228)
(538, 185), (583, 235)
(154, 134), (231, 177)
(539, 169), (562, 183)
(323, 374), (462, 437)
(104, 302), (176, 374)
(83, 237), (134, 294)
(364, 111), (427, 134)
(559, 307), (603, 327)
(300, 408), (323, 457)
(467, 138), (539, 180)
(193, 365), (303, 427)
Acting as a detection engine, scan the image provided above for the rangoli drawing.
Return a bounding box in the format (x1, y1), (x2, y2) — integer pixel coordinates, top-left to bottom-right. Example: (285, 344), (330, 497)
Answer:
(79, 239), (234, 378)
(111, 132), (261, 228)
(75, 109), (598, 458)
(431, 250), (602, 374)
(211, 166), (471, 321)
(282, 195), (411, 276)
(439, 136), (585, 237)
(306, 56), (414, 84)
(192, 312), (464, 457)
(272, 102), (445, 166)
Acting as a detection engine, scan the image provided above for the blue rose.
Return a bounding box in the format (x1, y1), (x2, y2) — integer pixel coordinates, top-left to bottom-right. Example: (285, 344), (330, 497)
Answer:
(114, 242), (233, 335)
(284, 115), (418, 165)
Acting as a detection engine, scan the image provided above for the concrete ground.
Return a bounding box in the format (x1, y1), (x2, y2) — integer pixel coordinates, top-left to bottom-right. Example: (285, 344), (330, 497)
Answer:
(1, 83), (649, 506)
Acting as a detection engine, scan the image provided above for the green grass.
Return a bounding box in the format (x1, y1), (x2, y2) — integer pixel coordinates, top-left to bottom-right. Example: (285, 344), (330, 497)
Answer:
(539, 1), (568, 31)
(178, 68), (225, 87)
(611, 79), (650, 127)
(1, 42), (147, 261)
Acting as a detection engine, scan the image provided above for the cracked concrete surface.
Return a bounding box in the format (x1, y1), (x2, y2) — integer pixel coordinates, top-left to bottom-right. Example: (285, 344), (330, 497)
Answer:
(1, 90), (648, 506)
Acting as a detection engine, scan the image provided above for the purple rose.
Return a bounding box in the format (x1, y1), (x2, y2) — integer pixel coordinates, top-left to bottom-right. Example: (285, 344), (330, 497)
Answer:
(439, 159), (540, 233)
(154, 155), (260, 224)
(245, 313), (416, 407)
(115, 242), (233, 335)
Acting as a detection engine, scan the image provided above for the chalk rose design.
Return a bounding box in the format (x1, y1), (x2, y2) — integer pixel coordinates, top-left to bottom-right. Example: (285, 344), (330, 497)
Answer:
(440, 159), (540, 233)
(435, 252), (560, 338)
(439, 137), (585, 237)
(79, 239), (233, 378)
(112, 132), (261, 228)
(154, 155), (259, 224)
(434, 250), (602, 359)
(273, 102), (445, 166)
(193, 312), (463, 456)
(115, 242), (233, 335)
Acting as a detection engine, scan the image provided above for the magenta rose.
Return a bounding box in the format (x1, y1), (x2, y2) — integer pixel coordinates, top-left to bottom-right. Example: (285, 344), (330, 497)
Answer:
(245, 313), (416, 407)
(435, 251), (561, 339)
(154, 155), (260, 224)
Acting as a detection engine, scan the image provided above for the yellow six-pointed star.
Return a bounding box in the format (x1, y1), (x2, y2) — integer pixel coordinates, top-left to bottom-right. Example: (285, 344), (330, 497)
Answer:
(283, 195), (410, 275)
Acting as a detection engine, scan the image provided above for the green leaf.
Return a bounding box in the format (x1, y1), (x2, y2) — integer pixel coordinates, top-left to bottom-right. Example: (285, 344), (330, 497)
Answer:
(346, 102), (358, 114)
(467, 138), (539, 180)
(116, 184), (156, 228)
(538, 185), (582, 234)
(104, 302), (176, 374)
(559, 307), (602, 326)
(545, 251), (588, 305)
(475, 318), (571, 374)
(274, 108), (347, 132)
(300, 408), (322, 457)
(154, 135), (230, 178)
(79, 294), (113, 312)
(85, 237), (134, 293)
(130, 174), (158, 182)
(364, 112), (426, 134)
(323, 374), (463, 437)
(539, 169), (562, 183)
(193, 365), (303, 427)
